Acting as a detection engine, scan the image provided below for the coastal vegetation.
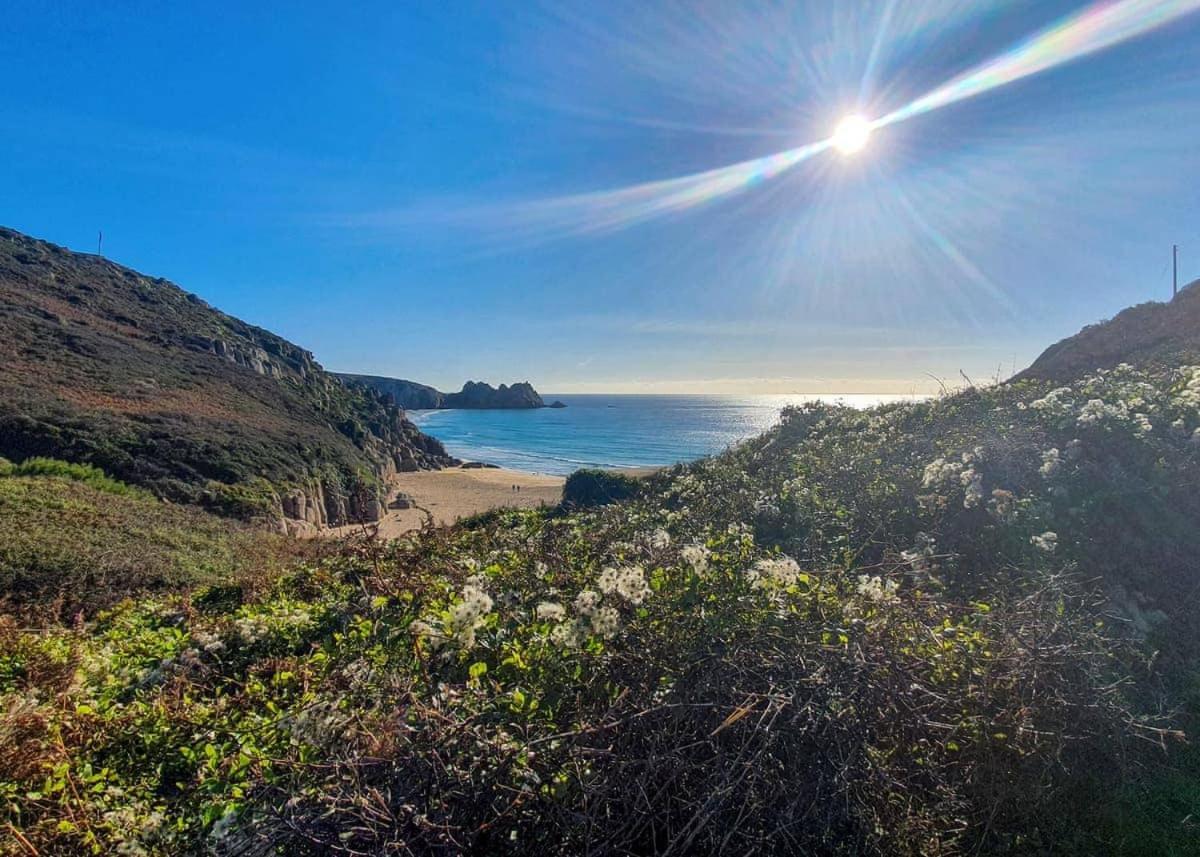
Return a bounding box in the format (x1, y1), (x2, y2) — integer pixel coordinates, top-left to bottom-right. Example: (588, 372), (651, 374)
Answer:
(4, 355), (1200, 854)
(561, 466), (641, 508)
(4, 0), (1198, 852)
(0, 458), (311, 624)
(0, 228), (454, 528)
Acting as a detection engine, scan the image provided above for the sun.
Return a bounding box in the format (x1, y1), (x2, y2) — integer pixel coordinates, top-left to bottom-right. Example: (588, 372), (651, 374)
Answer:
(832, 114), (872, 155)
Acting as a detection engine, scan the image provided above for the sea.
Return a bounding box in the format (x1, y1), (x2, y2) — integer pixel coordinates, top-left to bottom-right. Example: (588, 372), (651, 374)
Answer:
(408, 394), (921, 476)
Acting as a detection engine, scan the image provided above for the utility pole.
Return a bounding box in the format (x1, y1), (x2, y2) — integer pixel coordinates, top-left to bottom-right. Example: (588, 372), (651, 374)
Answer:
(98, 230), (103, 257)
(1173, 243), (1178, 298)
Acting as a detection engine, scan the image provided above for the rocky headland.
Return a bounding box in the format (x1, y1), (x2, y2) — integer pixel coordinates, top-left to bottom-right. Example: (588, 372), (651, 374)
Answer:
(339, 374), (564, 410)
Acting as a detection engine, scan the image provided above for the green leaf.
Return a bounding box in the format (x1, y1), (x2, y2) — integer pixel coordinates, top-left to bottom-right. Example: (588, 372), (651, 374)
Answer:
(468, 661), (488, 680)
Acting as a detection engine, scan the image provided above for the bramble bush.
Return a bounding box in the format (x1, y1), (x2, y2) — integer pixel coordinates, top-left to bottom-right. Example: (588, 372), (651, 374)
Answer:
(561, 467), (642, 509)
(3, 364), (1200, 854)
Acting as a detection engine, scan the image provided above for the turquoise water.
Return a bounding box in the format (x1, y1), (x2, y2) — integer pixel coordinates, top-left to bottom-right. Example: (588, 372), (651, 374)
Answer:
(409, 394), (919, 475)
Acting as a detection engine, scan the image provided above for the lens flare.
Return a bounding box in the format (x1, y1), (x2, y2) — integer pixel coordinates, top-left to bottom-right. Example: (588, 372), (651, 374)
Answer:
(380, 0), (1199, 241)
(517, 139), (832, 235)
(832, 115), (873, 155)
(877, 0), (1200, 127)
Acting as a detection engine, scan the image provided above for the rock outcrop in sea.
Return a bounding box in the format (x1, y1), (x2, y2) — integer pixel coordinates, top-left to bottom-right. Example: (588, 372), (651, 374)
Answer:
(339, 374), (559, 410)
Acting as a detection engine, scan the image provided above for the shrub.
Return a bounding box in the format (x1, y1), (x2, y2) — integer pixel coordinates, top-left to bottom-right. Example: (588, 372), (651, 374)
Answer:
(562, 467), (640, 509)
(0, 473), (308, 620)
(4, 456), (137, 495)
(3, 363), (1199, 854)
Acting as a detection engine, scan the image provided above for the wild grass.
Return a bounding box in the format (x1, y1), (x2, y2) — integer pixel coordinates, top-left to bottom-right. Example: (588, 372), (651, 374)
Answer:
(0, 462), (313, 622)
(0, 455), (138, 495)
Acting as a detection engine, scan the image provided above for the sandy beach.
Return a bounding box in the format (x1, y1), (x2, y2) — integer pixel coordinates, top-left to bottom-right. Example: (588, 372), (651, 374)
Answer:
(327, 466), (566, 539)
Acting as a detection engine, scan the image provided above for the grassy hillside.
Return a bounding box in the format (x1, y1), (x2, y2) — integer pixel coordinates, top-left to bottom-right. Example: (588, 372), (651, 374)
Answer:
(1016, 280), (1200, 383)
(0, 227), (453, 526)
(0, 458), (313, 623)
(4, 362), (1199, 854)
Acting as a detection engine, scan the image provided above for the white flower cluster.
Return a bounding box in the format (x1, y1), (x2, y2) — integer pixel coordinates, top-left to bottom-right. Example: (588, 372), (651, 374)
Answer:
(590, 606), (621, 638)
(648, 528), (671, 550)
(547, 565), (654, 648)
(452, 581), (494, 634)
(535, 601), (566, 622)
(1028, 366), (1198, 441)
(987, 488), (1017, 523)
(680, 544), (710, 572)
(922, 457), (962, 489)
(1031, 531), (1058, 553)
(549, 621), (581, 647)
(922, 447), (985, 508)
(549, 590), (615, 646)
(232, 604), (312, 645)
(1039, 447), (1061, 479)
(960, 466), (983, 508)
(574, 589), (601, 615)
(747, 555), (802, 590)
(412, 577), (494, 653)
(856, 575), (900, 604)
(1029, 386), (1074, 417)
(1077, 398), (1129, 428)
(191, 629), (225, 655)
(1177, 366), (1200, 410)
(234, 616), (270, 644)
(597, 564), (651, 605)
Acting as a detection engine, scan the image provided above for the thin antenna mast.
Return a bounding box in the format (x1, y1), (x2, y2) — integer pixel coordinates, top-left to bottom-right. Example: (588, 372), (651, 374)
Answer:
(1173, 244), (1178, 298)
(98, 230), (103, 257)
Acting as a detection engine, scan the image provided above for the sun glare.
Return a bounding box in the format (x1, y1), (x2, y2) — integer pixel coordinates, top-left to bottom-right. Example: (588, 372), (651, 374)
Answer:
(832, 114), (872, 155)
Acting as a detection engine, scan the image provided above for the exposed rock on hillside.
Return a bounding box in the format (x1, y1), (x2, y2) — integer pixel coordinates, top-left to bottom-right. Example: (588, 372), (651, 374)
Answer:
(0, 226), (456, 526)
(335, 374), (444, 409)
(1015, 280), (1200, 383)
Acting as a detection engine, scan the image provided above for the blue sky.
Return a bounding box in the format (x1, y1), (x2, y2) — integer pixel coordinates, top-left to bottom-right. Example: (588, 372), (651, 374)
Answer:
(2, 1), (1198, 393)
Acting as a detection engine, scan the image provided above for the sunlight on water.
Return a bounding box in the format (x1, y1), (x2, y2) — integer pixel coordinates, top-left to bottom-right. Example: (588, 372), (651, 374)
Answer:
(410, 393), (922, 475)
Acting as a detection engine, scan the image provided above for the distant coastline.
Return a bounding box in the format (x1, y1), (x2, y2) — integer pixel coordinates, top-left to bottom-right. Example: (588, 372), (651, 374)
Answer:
(410, 392), (922, 475)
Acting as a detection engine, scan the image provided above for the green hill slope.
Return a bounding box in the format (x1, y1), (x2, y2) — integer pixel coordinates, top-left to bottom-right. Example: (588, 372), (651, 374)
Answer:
(0, 458), (311, 621)
(0, 227), (455, 528)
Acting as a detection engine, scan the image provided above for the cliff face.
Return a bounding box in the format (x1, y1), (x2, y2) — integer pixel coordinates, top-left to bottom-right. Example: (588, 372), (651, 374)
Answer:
(339, 375), (551, 410)
(0, 226), (456, 528)
(1014, 280), (1200, 383)
(336, 374), (444, 409)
